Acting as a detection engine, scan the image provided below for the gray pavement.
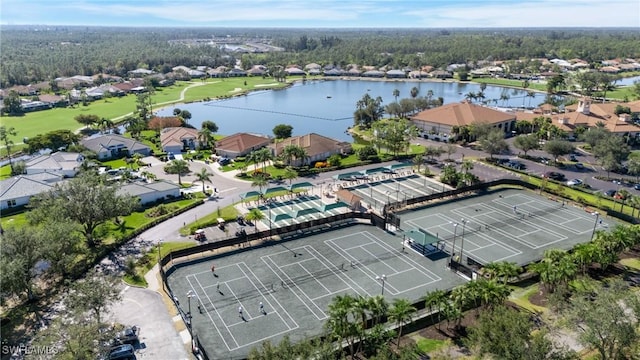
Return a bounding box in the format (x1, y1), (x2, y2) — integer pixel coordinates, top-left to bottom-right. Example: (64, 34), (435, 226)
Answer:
(106, 285), (191, 360)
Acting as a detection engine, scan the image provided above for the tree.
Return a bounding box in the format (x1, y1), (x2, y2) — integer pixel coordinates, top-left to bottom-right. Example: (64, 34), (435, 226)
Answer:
(354, 93), (384, 129)
(0, 126), (18, 173)
(564, 279), (640, 360)
(423, 289), (447, 329)
(164, 159), (190, 185)
(29, 173), (138, 247)
(66, 275), (122, 325)
(479, 128), (509, 159)
(273, 124), (293, 139)
(513, 134), (540, 156)
(135, 93), (153, 121)
(388, 298), (416, 344)
(195, 167), (214, 194)
(372, 119), (419, 156)
(2, 90), (23, 115)
(327, 153), (341, 167)
(466, 305), (572, 360)
(74, 114), (100, 128)
(197, 127), (215, 150)
(245, 207), (265, 233)
(393, 88), (400, 103)
(251, 174), (269, 198)
(0, 225), (46, 301)
(201, 120), (219, 133)
(543, 139), (574, 162)
(282, 144), (307, 166)
(282, 167), (298, 188)
(579, 127), (610, 148)
(593, 135), (630, 177)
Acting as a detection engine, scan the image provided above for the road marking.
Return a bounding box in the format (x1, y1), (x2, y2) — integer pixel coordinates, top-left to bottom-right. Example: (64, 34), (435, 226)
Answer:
(220, 187), (237, 193)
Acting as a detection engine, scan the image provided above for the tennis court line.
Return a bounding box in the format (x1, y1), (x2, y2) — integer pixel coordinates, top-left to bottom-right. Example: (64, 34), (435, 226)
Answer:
(304, 245), (371, 296)
(200, 274), (247, 290)
(238, 262), (298, 331)
(187, 274), (239, 351)
(261, 254), (328, 320)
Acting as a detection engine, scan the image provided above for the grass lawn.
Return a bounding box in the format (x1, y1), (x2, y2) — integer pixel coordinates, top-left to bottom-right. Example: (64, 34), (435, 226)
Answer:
(471, 78), (547, 92)
(619, 258), (640, 270)
(182, 203), (239, 235)
(0, 164), (12, 180)
(595, 86), (636, 101)
(0, 211), (28, 229)
(509, 283), (547, 313)
(413, 336), (450, 354)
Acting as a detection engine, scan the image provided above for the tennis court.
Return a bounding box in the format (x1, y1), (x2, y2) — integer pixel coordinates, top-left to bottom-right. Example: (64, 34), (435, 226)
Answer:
(166, 225), (464, 359)
(401, 188), (616, 266)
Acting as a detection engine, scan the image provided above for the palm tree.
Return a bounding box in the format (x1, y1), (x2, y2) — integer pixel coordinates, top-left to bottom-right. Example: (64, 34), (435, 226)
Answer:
(388, 298), (416, 344)
(98, 117), (114, 134)
(412, 153), (424, 173)
(368, 295), (388, 326)
(571, 242), (598, 274)
(195, 167), (214, 194)
(245, 207), (265, 233)
(163, 159), (190, 185)
(393, 88), (400, 103)
(251, 174), (269, 202)
(410, 86), (419, 100)
(282, 144), (307, 166)
(464, 91), (476, 103)
(197, 127), (215, 150)
(423, 289), (447, 329)
(326, 294), (357, 357)
(282, 167), (298, 194)
(476, 278), (510, 310)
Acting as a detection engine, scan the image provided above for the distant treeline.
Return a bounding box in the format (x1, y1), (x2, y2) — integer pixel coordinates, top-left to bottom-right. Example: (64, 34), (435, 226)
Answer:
(1, 26), (639, 87)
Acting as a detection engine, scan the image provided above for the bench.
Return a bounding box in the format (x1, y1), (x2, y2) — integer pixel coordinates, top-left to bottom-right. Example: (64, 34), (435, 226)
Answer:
(409, 241), (438, 255)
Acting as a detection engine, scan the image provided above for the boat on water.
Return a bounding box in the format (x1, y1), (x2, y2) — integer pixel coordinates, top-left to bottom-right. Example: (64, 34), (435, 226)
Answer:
(327, 95), (332, 98)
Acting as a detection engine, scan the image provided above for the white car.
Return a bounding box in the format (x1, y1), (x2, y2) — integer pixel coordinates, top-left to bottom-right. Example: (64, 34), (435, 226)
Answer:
(566, 179), (583, 186)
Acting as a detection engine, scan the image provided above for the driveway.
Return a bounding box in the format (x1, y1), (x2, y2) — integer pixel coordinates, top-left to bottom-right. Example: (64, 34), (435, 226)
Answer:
(106, 286), (191, 360)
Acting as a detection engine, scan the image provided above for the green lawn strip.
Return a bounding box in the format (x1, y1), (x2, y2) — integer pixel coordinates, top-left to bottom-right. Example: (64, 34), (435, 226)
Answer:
(413, 335), (450, 353)
(508, 283), (548, 314)
(0, 164), (12, 180)
(619, 258), (640, 270)
(181, 203), (240, 236)
(181, 77), (289, 102)
(471, 78), (547, 92)
(0, 211), (28, 228)
(123, 241), (195, 287)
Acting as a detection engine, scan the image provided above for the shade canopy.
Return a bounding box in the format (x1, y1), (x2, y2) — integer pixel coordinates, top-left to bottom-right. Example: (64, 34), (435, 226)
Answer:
(240, 191), (262, 199)
(363, 167), (387, 175)
(290, 182), (314, 191)
(295, 208), (321, 217)
(263, 186), (288, 196)
(333, 171), (365, 180)
(322, 202), (350, 212)
(273, 213), (293, 222)
(406, 228), (440, 245)
(388, 163), (412, 170)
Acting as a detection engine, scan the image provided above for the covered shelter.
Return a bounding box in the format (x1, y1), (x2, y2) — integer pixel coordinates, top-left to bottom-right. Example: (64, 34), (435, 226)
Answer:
(263, 186), (288, 197)
(290, 182), (314, 192)
(333, 171), (365, 181)
(272, 213), (293, 222)
(363, 167), (387, 175)
(295, 208), (322, 218)
(335, 189), (362, 210)
(405, 228), (444, 257)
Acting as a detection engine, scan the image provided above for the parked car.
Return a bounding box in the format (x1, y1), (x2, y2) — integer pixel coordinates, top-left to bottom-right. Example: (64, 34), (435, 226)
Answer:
(569, 154), (578, 162)
(566, 179), (583, 186)
(109, 344), (135, 360)
(507, 161), (525, 170)
(114, 326), (139, 345)
(604, 189), (617, 197)
(574, 163), (585, 170)
(537, 157), (550, 165)
(634, 184), (640, 191)
(543, 171), (565, 181)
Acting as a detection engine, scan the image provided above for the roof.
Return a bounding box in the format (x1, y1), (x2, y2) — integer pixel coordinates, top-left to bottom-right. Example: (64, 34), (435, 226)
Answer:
(216, 133), (271, 153)
(271, 133), (351, 158)
(411, 102), (516, 127)
(160, 127), (199, 149)
(25, 152), (83, 172)
(335, 189), (361, 206)
(81, 134), (150, 153)
(117, 180), (179, 197)
(0, 175), (58, 201)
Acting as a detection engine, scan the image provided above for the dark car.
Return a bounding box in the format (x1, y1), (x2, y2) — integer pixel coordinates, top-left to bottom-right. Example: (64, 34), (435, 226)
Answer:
(543, 171), (565, 181)
(109, 344), (135, 360)
(218, 157), (231, 166)
(634, 184), (640, 191)
(114, 326), (139, 345)
(507, 161), (525, 170)
(569, 154), (578, 162)
(604, 189), (617, 197)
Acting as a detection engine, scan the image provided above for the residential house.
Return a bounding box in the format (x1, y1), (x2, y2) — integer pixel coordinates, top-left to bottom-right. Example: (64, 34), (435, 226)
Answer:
(117, 180), (181, 206)
(0, 173), (62, 210)
(411, 101), (517, 137)
(81, 134), (151, 160)
(25, 152), (85, 177)
(160, 127), (200, 154)
(269, 133), (352, 166)
(362, 70), (385, 78)
(430, 70), (453, 79)
(385, 70), (407, 78)
(38, 94), (68, 107)
(129, 68), (155, 76)
(228, 68), (247, 77)
(516, 98), (640, 138)
(215, 133), (271, 159)
(323, 69), (345, 76)
(304, 63), (322, 71)
(285, 67), (306, 76)
(248, 66), (267, 76)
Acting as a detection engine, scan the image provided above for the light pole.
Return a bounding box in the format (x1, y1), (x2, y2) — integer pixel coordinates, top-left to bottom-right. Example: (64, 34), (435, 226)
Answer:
(375, 275), (387, 295)
(459, 219), (469, 266)
(385, 191), (391, 205)
(591, 211), (600, 240)
(187, 290), (195, 327)
(450, 222), (459, 267)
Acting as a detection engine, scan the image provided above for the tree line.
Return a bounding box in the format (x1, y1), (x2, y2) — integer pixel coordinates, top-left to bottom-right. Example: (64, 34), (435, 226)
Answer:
(2, 26), (640, 87)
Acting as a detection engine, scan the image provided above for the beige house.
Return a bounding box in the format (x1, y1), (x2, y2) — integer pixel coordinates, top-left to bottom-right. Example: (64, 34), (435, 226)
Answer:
(410, 101), (517, 137)
(516, 98), (640, 137)
(160, 127), (200, 154)
(269, 133), (352, 166)
(215, 133), (271, 159)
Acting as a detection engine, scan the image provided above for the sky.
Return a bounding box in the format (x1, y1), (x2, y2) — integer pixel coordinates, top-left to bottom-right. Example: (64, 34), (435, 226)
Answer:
(1, 0), (639, 28)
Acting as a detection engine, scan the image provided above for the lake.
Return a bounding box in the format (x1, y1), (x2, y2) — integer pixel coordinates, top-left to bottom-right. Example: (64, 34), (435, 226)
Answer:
(156, 79), (548, 142)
